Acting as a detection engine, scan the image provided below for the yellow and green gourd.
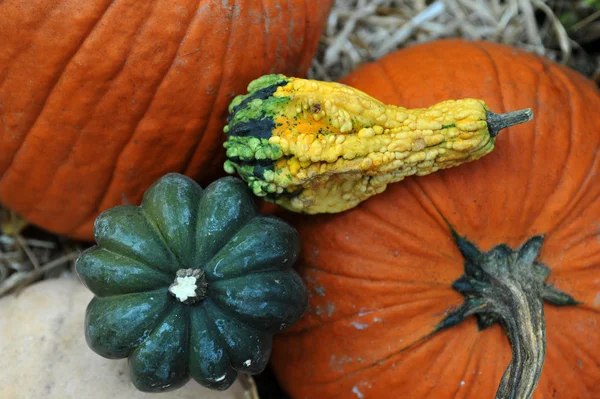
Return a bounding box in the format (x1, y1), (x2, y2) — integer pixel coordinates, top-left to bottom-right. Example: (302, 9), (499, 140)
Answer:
(223, 74), (533, 213)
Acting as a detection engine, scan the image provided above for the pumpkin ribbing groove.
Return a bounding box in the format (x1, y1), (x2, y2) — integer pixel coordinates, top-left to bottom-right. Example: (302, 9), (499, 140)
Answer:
(520, 61), (541, 234)
(0, 0), (115, 187)
(531, 61), (576, 235)
(544, 146), (599, 237)
(409, 180), (460, 239)
(470, 42), (512, 230)
(450, 331), (478, 399)
(559, 228), (600, 254)
(182, 2), (236, 177)
(296, 0), (309, 75)
(359, 207), (461, 263)
(284, 0), (296, 73)
(424, 329), (468, 398)
(304, 264), (451, 286)
(377, 60), (403, 101)
(75, 0), (203, 231)
(155, 1), (215, 179)
(310, 332), (437, 387)
(23, 2), (156, 224)
(518, 60), (567, 237)
(541, 67), (599, 237)
(0, 2), (64, 86)
(545, 326), (592, 394)
(284, 292), (457, 337)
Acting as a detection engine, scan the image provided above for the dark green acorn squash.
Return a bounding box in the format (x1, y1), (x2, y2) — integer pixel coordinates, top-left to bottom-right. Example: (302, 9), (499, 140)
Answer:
(76, 173), (307, 392)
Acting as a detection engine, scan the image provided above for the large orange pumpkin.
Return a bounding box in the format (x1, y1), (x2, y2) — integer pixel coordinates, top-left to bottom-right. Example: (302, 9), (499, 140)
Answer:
(0, 0), (332, 240)
(271, 40), (600, 398)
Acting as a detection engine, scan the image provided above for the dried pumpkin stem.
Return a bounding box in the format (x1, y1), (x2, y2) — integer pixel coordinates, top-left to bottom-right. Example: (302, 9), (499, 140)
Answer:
(486, 108), (534, 137)
(436, 231), (578, 399)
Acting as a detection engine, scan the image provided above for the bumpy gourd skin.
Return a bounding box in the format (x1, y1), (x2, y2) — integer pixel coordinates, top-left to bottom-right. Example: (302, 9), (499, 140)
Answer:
(224, 74), (496, 213)
(76, 173), (307, 392)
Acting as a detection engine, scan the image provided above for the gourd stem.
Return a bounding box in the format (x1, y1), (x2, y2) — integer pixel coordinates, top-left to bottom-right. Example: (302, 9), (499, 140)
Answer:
(486, 108), (534, 137)
(437, 232), (578, 399)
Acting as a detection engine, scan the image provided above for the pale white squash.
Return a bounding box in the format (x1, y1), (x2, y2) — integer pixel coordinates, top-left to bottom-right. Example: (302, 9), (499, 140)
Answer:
(0, 278), (251, 399)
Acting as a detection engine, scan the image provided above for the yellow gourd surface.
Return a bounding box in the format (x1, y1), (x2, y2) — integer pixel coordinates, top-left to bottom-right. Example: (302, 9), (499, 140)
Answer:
(223, 74), (531, 213)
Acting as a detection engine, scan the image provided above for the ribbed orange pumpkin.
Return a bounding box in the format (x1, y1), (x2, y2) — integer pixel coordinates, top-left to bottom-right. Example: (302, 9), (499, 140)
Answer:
(0, 0), (332, 240)
(271, 40), (600, 398)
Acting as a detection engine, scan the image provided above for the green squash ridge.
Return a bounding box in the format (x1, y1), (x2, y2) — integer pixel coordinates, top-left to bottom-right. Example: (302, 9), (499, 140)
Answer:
(85, 288), (173, 359)
(187, 304), (237, 388)
(94, 205), (181, 275)
(202, 299), (272, 374)
(81, 246), (173, 278)
(193, 300), (237, 371)
(140, 207), (186, 270)
(203, 215), (298, 281)
(193, 179), (258, 267)
(129, 305), (190, 392)
(133, 299), (182, 353)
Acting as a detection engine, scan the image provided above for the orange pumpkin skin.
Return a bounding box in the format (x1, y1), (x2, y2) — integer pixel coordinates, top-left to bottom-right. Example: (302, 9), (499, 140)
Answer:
(0, 0), (332, 240)
(271, 40), (600, 398)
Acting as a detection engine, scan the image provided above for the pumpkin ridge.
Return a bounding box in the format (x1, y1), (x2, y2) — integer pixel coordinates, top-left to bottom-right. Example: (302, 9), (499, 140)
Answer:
(376, 61), (403, 100)
(302, 265), (450, 286)
(544, 329), (590, 394)
(0, 0), (115, 189)
(294, 0), (309, 73)
(73, 0), (204, 231)
(517, 60), (541, 233)
(312, 245), (456, 282)
(309, 332), (437, 387)
(470, 42), (515, 229)
(470, 42), (507, 113)
(534, 63), (576, 233)
(182, 1), (236, 177)
(406, 179), (453, 233)
(540, 72), (599, 237)
(281, 291), (456, 337)
(24, 2), (158, 227)
(451, 332), (484, 398)
(358, 206), (460, 263)
(545, 310), (600, 388)
(0, 2), (62, 85)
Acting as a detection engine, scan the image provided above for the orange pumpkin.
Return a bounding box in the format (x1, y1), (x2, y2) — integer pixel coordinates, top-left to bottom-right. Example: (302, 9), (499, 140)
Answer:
(0, 0), (332, 240)
(271, 40), (600, 398)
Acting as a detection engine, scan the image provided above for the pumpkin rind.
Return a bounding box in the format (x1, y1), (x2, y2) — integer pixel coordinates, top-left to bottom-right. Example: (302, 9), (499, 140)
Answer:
(270, 40), (600, 399)
(0, 0), (333, 240)
(77, 173), (308, 392)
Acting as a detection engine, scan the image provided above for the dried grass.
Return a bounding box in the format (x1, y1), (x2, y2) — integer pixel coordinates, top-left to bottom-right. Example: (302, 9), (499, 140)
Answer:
(308, 0), (600, 81)
(0, 210), (81, 298)
(0, 0), (598, 298)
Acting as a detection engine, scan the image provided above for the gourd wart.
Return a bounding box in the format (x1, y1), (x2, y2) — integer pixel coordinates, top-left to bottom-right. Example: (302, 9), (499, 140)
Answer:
(224, 74), (532, 213)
